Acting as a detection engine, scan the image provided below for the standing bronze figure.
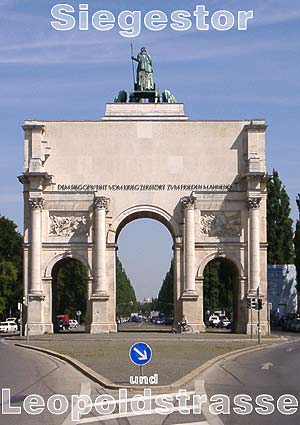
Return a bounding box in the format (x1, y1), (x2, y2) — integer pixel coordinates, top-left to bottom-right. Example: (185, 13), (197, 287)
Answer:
(131, 47), (154, 91)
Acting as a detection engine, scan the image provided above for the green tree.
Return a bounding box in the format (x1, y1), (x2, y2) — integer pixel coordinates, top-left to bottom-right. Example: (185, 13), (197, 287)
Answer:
(0, 215), (23, 318)
(294, 195), (300, 312)
(267, 170), (294, 264)
(0, 259), (18, 316)
(116, 256), (137, 317)
(157, 260), (174, 316)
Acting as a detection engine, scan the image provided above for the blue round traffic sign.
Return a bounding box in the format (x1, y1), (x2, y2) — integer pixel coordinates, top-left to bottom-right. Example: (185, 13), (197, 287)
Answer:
(129, 342), (152, 366)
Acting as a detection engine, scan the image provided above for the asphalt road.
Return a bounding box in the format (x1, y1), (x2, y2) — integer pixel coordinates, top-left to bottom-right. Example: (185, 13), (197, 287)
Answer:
(1, 335), (299, 425)
(0, 338), (106, 425)
(201, 336), (300, 425)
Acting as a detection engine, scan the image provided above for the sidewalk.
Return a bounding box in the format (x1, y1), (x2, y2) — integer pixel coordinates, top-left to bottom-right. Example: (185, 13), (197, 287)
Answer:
(12, 332), (279, 386)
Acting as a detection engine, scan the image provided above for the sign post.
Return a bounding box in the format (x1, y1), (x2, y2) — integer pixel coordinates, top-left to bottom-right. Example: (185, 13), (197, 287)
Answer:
(76, 310), (82, 325)
(257, 287), (261, 345)
(129, 342), (152, 377)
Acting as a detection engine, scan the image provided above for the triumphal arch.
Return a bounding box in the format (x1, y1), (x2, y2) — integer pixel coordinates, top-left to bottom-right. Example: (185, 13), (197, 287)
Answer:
(19, 50), (268, 335)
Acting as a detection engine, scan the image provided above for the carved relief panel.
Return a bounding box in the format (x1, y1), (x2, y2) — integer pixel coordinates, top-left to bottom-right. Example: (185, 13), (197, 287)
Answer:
(49, 214), (88, 237)
(199, 211), (242, 237)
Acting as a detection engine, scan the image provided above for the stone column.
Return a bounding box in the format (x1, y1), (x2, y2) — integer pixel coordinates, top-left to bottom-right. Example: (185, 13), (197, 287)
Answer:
(29, 197), (44, 294)
(93, 196), (109, 296)
(248, 197), (261, 292)
(181, 195), (196, 294)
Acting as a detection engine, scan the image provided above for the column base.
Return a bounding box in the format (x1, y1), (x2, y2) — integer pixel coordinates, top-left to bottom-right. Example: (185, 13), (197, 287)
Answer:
(90, 322), (117, 334)
(90, 294), (115, 333)
(181, 290), (199, 301)
(28, 291), (46, 301)
(25, 322), (53, 336)
(246, 321), (269, 336)
(190, 323), (206, 333)
(91, 291), (110, 300)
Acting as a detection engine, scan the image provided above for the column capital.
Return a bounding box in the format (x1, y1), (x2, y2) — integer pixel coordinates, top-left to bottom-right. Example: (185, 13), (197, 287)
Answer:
(247, 197), (261, 210)
(29, 197), (44, 210)
(181, 195), (196, 209)
(94, 196), (110, 211)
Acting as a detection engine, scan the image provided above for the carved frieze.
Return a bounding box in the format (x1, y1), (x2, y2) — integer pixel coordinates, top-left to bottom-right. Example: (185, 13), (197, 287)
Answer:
(49, 215), (87, 236)
(199, 211), (242, 237)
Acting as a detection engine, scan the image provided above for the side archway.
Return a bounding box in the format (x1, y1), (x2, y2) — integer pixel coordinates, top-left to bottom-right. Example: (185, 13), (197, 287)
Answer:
(44, 251), (92, 279)
(197, 253), (243, 333)
(51, 257), (89, 332)
(197, 252), (244, 280)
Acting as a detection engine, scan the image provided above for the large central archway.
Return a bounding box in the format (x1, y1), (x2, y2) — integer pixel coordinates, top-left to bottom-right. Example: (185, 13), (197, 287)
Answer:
(113, 208), (176, 331)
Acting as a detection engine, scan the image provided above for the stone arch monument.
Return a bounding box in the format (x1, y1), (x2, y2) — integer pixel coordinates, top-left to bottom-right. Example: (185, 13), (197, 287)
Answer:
(19, 58), (268, 335)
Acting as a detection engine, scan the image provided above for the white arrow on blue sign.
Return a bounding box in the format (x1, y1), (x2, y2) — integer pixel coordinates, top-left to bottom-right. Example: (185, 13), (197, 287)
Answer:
(129, 342), (152, 366)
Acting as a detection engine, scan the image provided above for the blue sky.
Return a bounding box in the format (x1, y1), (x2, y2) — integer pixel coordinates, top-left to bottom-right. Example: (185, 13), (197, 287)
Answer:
(0, 1), (300, 300)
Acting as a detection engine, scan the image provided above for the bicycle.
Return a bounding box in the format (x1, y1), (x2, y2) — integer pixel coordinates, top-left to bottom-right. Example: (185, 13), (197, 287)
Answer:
(173, 321), (193, 334)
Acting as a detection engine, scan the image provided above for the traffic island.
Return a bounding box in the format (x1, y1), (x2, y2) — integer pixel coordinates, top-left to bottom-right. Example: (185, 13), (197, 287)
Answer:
(11, 332), (282, 388)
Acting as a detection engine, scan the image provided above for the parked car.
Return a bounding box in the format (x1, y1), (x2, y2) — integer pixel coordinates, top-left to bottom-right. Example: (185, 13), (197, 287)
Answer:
(56, 319), (69, 331)
(208, 315), (220, 327)
(217, 316), (231, 329)
(69, 319), (79, 329)
(163, 318), (174, 326)
(0, 321), (18, 333)
(130, 315), (141, 323)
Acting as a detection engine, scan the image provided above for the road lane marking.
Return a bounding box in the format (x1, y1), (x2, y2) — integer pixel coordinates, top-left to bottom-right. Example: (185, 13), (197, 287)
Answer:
(261, 362), (274, 370)
(194, 380), (224, 425)
(286, 347), (294, 352)
(172, 422), (209, 425)
(62, 381), (91, 425)
(78, 405), (198, 424)
(77, 390), (196, 423)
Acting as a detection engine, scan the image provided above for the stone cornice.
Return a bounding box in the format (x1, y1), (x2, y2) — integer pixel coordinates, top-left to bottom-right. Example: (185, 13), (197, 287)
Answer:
(22, 124), (45, 132)
(244, 120), (268, 132)
(18, 172), (53, 185)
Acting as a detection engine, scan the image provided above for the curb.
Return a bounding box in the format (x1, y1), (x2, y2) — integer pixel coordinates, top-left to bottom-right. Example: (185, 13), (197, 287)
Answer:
(14, 337), (288, 393)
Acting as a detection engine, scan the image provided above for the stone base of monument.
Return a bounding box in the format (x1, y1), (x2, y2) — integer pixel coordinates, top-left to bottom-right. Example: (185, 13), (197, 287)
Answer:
(246, 321), (269, 337)
(90, 322), (117, 334)
(190, 323), (207, 333)
(181, 291), (206, 333)
(25, 322), (53, 336)
(89, 294), (117, 333)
